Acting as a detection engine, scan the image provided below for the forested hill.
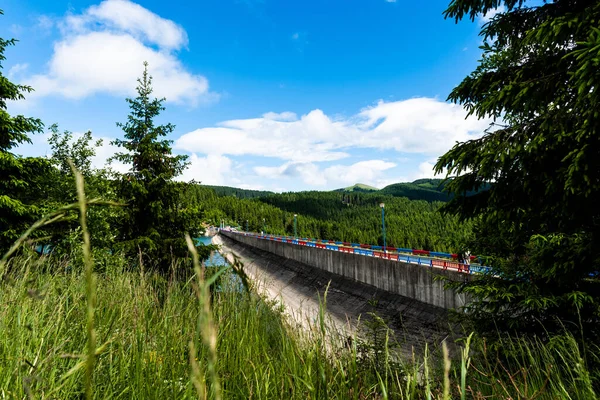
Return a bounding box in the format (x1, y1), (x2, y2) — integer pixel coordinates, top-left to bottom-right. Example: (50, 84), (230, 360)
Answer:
(208, 179), (450, 202)
(334, 183), (379, 193)
(183, 183), (472, 252)
(203, 185), (274, 199)
(379, 179), (450, 202)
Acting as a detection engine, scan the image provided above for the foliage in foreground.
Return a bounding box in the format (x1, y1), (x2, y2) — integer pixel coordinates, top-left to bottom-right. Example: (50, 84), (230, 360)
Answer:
(0, 18), (206, 271)
(0, 15), (51, 251)
(436, 0), (600, 336)
(0, 252), (597, 399)
(111, 62), (200, 270)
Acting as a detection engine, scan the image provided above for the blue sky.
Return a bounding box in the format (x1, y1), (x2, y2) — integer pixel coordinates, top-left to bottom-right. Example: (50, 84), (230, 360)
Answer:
(2, 0), (496, 191)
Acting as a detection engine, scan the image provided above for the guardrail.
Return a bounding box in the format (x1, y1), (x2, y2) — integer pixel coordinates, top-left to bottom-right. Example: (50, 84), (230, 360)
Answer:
(221, 230), (492, 275)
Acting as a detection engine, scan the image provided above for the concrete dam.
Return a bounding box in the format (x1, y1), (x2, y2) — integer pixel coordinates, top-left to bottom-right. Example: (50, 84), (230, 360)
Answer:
(217, 231), (473, 353)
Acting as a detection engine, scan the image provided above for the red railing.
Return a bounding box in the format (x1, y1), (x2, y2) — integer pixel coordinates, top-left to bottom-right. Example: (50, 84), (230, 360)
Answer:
(223, 229), (487, 274)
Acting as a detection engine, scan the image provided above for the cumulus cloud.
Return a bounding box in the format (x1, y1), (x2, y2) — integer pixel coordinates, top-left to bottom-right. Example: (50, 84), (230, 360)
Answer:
(254, 159), (396, 188)
(67, 0), (188, 49)
(255, 162), (327, 186)
(176, 109), (351, 163)
(324, 160), (396, 184)
(357, 98), (490, 154)
(36, 15), (54, 32)
(14, 129), (130, 174)
(92, 138), (131, 174)
(479, 5), (506, 24)
(176, 154), (233, 185)
(25, 0), (212, 105)
(263, 111), (298, 121)
(175, 97), (491, 162)
(172, 98), (492, 190)
(8, 63), (29, 79)
(414, 161), (436, 179)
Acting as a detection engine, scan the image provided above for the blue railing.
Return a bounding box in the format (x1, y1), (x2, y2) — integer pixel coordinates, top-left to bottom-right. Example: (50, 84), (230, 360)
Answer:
(221, 229), (492, 275)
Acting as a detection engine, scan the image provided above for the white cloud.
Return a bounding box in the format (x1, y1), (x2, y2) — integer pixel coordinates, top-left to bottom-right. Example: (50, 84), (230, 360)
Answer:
(37, 15), (54, 31)
(176, 109), (351, 163)
(323, 160), (396, 185)
(175, 97), (491, 162)
(291, 32), (299, 40)
(262, 111), (298, 121)
(92, 138), (130, 174)
(14, 129), (130, 174)
(28, 32), (209, 104)
(64, 0), (188, 50)
(9, 24), (23, 36)
(177, 154), (233, 185)
(414, 161), (436, 180)
(255, 162), (326, 186)
(255, 159), (396, 188)
(23, 0), (211, 105)
(357, 98), (490, 154)
(479, 5), (506, 24)
(8, 63), (29, 79)
(384, 0), (397, 2)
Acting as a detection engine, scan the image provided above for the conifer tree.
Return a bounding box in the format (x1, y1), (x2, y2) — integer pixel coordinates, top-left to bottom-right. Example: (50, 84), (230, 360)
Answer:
(436, 0), (600, 335)
(0, 11), (49, 253)
(112, 62), (198, 269)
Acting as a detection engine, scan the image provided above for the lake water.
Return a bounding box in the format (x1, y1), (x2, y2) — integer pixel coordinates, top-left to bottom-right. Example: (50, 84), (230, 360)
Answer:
(195, 236), (246, 292)
(194, 236), (229, 268)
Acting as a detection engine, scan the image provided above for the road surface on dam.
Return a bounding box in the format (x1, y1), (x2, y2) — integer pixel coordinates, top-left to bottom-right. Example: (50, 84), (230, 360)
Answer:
(214, 233), (457, 356)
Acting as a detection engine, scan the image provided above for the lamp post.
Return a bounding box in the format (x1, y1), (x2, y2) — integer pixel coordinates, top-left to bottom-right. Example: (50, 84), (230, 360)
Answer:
(380, 203), (386, 253)
(294, 214), (297, 238)
(262, 218), (265, 235)
(246, 220), (248, 233)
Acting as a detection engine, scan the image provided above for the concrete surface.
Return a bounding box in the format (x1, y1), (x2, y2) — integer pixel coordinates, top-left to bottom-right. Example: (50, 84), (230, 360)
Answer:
(215, 233), (458, 356)
(220, 231), (471, 310)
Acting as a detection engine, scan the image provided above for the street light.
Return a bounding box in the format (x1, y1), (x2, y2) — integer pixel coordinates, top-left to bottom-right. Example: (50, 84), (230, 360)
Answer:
(246, 219), (248, 233)
(380, 203), (386, 253)
(262, 218), (265, 235)
(294, 214), (298, 238)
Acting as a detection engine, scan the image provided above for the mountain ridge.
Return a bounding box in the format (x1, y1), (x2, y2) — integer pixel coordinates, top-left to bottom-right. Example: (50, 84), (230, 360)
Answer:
(334, 183), (379, 192)
(203, 179), (449, 202)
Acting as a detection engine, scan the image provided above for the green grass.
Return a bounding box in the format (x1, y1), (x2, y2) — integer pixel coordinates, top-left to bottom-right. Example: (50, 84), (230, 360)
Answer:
(0, 253), (598, 399)
(0, 172), (597, 399)
(0, 255), (384, 398)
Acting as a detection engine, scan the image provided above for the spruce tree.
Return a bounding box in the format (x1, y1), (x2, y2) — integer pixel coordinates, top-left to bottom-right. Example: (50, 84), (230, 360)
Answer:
(112, 62), (198, 269)
(436, 0), (600, 336)
(0, 11), (49, 253)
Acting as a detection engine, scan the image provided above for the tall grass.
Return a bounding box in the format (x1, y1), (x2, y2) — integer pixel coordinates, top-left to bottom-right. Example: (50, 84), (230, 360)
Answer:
(0, 172), (597, 398)
(1, 252), (597, 399)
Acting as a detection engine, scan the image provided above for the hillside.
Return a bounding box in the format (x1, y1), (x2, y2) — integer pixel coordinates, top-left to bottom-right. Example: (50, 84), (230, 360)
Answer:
(185, 185), (472, 252)
(203, 185), (274, 199)
(205, 179), (450, 203)
(334, 179), (450, 202)
(379, 179), (450, 202)
(334, 183), (379, 193)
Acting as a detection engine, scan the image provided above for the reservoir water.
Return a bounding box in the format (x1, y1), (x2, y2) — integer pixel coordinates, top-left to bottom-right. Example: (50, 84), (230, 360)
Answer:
(194, 236), (246, 292)
(194, 236), (229, 268)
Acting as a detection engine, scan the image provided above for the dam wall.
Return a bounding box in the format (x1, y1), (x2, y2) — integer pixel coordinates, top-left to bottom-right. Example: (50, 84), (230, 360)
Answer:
(220, 231), (471, 310)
